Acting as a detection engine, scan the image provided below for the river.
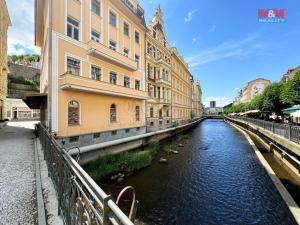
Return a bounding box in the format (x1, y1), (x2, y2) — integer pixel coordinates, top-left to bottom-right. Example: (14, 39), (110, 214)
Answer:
(101, 119), (297, 225)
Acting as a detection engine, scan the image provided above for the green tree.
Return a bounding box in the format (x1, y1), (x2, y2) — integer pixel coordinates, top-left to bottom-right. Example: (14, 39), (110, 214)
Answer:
(259, 82), (285, 114)
(280, 71), (300, 106)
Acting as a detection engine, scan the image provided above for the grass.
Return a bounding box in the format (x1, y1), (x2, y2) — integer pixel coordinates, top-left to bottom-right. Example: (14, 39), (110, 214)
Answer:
(84, 142), (160, 181)
(165, 140), (178, 153)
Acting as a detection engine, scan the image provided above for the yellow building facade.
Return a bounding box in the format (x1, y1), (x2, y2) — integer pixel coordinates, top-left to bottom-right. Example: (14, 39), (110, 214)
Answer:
(192, 81), (203, 119)
(171, 47), (193, 125)
(0, 0), (11, 120)
(146, 6), (172, 131)
(35, 0), (147, 147)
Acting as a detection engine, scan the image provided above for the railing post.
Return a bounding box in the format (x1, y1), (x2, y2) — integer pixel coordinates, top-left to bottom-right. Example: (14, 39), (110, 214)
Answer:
(103, 195), (112, 225)
(272, 122), (275, 133)
(289, 125), (291, 140)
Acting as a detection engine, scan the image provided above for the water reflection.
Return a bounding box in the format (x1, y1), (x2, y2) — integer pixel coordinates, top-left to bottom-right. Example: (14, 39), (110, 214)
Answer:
(101, 119), (297, 225)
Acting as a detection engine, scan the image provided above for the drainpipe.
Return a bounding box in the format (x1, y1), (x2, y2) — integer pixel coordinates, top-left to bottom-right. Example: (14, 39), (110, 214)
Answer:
(48, 0), (53, 131)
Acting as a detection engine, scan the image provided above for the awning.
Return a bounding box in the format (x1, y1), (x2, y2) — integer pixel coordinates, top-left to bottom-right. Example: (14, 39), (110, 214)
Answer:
(22, 93), (47, 109)
(239, 110), (260, 116)
(282, 105), (300, 115)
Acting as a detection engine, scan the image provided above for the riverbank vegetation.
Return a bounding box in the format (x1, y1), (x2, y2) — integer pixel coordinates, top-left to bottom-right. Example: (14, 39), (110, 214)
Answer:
(224, 71), (300, 115)
(84, 142), (160, 181)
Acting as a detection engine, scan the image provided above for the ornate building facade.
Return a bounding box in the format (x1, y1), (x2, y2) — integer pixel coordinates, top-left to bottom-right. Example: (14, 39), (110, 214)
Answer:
(0, 0), (11, 120)
(35, 0), (148, 147)
(146, 6), (172, 131)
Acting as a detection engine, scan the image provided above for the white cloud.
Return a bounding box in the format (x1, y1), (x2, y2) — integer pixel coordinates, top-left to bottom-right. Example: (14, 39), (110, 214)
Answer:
(203, 96), (233, 107)
(184, 10), (197, 23)
(186, 33), (261, 67)
(208, 24), (216, 33)
(7, 0), (40, 55)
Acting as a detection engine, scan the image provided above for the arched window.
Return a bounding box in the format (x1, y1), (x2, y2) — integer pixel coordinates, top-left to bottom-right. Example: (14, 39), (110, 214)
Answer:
(135, 106), (140, 121)
(68, 100), (79, 126)
(110, 104), (117, 123)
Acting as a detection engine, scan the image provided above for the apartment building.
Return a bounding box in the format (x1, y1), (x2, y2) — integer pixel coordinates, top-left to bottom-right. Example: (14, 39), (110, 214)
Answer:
(171, 47), (193, 125)
(34, 0), (147, 147)
(192, 81), (203, 119)
(0, 0), (11, 120)
(240, 78), (270, 103)
(146, 5), (172, 131)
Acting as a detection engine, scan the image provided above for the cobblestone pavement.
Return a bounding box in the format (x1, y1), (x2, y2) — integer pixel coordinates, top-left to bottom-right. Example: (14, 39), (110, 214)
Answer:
(0, 121), (38, 225)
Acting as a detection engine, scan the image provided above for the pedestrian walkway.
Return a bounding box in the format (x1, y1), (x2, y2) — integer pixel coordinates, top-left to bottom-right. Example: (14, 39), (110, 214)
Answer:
(0, 121), (38, 225)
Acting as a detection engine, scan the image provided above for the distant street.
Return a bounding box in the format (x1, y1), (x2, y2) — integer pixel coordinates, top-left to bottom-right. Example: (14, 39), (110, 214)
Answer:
(0, 121), (38, 225)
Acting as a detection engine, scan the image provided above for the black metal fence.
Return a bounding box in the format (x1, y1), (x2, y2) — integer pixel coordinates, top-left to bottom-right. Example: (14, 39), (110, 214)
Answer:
(232, 117), (300, 144)
(37, 123), (134, 225)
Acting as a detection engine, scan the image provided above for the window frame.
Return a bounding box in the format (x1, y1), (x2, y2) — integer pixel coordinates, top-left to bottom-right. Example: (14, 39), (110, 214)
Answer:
(91, 0), (101, 16)
(135, 79), (140, 90)
(110, 104), (117, 123)
(135, 105), (140, 121)
(68, 100), (80, 126)
(135, 30), (140, 44)
(91, 29), (101, 43)
(109, 40), (117, 51)
(66, 56), (81, 76)
(91, 64), (102, 81)
(109, 71), (117, 85)
(124, 76), (130, 88)
(123, 48), (129, 57)
(67, 16), (80, 41)
(123, 21), (130, 36)
(109, 10), (117, 27)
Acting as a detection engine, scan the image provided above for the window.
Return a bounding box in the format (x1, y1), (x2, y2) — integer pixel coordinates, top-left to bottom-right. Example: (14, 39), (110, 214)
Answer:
(135, 106), (140, 121)
(150, 107), (153, 117)
(110, 72), (117, 84)
(91, 65), (101, 81)
(111, 130), (117, 135)
(125, 129), (130, 133)
(136, 127), (140, 131)
(159, 121), (163, 125)
(110, 104), (117, 123)
(109, 40), (117, 51)
(67, 16), (79, 40)
(68, 100), (80, 126)
(150, 122), (154, 126)
(91, 30), (100, 42)
(123, 48), (129, 57)
(70, 136), (79, 143)
(135, 80), (140, 90)
(123, 22), (129, 36)
(91, 0), (100, 16)
(135, 31), (140, 44)
(109, 10), (117, 27)
(93, 133), (100, 139)
(124, 76), (130, 88)
(67, 57), (80, 76)
(135, 54), (140, 68)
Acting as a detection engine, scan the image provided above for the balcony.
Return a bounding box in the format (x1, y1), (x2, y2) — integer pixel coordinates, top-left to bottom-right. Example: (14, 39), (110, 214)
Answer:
(156, 98), (171, 105)
(87, 41), (137, 71)
(59, 73), (148, 100)
(156, 78), (171, 87)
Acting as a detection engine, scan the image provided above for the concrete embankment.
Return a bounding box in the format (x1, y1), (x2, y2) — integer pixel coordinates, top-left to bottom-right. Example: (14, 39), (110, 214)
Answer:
(70, 118), (203, 165)
(226, 120), (300, 224)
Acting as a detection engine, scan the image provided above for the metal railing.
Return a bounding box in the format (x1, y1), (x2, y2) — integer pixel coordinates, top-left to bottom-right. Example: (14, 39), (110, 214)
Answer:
(37, 123), (135, 225)
(230, 117), (300, 144)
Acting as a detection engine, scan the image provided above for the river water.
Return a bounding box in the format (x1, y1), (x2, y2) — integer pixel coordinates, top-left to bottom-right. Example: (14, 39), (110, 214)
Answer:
(101, 119), (297, 225)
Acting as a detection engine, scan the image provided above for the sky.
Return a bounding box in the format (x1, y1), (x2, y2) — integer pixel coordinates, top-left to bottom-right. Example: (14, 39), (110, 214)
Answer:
(6, 0), (300, 107)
